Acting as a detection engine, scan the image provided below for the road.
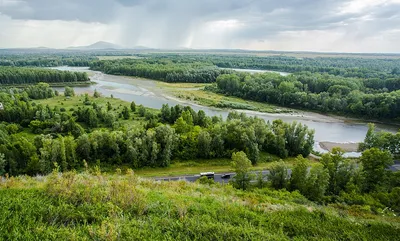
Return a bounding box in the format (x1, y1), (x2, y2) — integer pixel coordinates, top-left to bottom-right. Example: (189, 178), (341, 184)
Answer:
(154, 170), (271, 183)
(154, 161), (400, 183)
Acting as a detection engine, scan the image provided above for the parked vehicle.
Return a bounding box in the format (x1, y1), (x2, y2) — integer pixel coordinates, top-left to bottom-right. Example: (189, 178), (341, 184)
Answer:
(200, 172), (215, 179)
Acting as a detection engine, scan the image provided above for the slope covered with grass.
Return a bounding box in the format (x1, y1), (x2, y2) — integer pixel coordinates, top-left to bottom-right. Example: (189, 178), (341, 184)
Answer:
(1, 171), (399, 240)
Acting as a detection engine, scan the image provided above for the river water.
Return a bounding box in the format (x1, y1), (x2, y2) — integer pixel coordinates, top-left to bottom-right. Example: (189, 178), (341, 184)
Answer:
(220, 67), (291, 76)
(52, 67), (399, 155)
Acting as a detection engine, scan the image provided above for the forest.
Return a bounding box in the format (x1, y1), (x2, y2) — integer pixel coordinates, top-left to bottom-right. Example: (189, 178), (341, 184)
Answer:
(0, 84), (314, 176)
(0, 66), (89, 85)
(212, 72), (400, 120)
(0, 81), (399, 239)
(86, 54), (400, 120)
(89, 58), (233, 83)
(0, 53), (96, 67)
(0, 84), (399, 214)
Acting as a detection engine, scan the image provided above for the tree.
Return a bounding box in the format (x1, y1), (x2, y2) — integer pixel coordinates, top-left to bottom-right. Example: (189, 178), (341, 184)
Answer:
(107, 102), (112, 111)
(197, 131), (212, 158)
(360, 148), (393, 193)
(160, 104), (171, 123)
(64, 86), (75, 97)
(130, 101), (136, 112)
(0, 153), (6, 176)
(289, 156), (308, 192)
(87, 109), (98, 128)
(321, 148), (356, 196)
(231, 151), (253, 190)
(76, 134), (91, 161)
(268, 161), (289, 189)
(93, 89), (101, 98)
(304, 165), (330, 202)
(122, 106), (130, 120)
(104, 112), (116, 128)
(138, 105), (146, 117)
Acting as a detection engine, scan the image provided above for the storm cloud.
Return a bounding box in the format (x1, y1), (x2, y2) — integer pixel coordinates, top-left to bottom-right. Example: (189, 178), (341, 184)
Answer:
(0, 0), (400, 52)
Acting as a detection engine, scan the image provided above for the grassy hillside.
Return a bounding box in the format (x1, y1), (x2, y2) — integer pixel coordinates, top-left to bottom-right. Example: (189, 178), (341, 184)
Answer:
(1, 170), (399, 240)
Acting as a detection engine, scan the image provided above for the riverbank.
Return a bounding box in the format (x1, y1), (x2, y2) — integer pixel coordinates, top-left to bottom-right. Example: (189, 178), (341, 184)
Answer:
(319, 142), (360, 152)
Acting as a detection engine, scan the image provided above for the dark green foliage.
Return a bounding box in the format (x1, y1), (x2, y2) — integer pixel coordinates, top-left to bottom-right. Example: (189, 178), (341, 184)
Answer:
(64, 86), (75, 97)
(360, 148), (394, 193)
(0, 66), (89, 85)
(268, 161), (289, 189)
(89, 58), (233, 83)
(122, 106), (130, 120)
(359, 123), (400, 156)
(321, 148), (357, 196)
(93, 89), (101, 98)
(0, 54), (96, 67)
(215, 72), (400, 120)
(230, 151), (253, 190)
(130, 101), (136, 112)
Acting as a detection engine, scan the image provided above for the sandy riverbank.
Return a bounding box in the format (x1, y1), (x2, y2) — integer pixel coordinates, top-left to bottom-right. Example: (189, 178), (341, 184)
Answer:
(319, 142), (360, 152)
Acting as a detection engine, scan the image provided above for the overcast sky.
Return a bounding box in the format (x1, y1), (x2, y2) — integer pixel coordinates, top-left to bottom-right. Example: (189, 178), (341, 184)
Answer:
(1, 0), (400, 52)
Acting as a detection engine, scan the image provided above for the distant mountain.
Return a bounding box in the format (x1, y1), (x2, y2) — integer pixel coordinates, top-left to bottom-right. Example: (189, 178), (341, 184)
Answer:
(68, 41), (124, 50)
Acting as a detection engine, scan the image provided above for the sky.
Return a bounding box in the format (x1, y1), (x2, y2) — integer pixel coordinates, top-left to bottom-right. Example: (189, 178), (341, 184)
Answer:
(0, 0), (400, 52)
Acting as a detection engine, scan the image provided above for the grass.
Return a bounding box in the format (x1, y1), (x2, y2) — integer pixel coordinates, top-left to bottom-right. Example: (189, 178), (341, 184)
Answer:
(0, 171), (399, 240)
(173, 89), (293, 113)
(153, 80), (294, 114)
(96, 153), (319, 178)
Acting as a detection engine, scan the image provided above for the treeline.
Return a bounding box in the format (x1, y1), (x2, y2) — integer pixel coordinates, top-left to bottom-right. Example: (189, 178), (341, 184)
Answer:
(0, 84), (314, 176)
(259, 148), (400, 213)
(0, 55), (96, 67)
(145, 54), (400, 79)
(89, 59), (233, 83)
(212, 72), (400, 119)
(359, 124), (400, 156)
(0, 66), (89, 85)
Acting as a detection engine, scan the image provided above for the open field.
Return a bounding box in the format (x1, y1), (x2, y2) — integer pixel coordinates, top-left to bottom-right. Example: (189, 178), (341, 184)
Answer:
(154, 81), (294, 114)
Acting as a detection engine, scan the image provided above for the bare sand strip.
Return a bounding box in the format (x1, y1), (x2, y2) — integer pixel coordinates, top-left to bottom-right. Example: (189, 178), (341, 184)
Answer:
(319, 142), (360, 152)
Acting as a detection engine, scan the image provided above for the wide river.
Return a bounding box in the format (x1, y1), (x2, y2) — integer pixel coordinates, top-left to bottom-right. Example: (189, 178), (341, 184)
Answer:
(53, 67), (399, 154)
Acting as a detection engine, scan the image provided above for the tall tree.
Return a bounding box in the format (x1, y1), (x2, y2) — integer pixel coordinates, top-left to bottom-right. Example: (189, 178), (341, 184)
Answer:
(231, 151), (253, 190)
(360, 148), (393, 192)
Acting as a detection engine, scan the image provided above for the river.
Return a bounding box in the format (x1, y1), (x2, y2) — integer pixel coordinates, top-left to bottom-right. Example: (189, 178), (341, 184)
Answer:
(220, 67), (290, 76)
(52, 67), (399, 155)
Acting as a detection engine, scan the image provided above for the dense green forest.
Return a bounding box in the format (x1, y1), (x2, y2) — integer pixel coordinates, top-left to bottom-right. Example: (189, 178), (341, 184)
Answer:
(212, 72), (400, 120)
(0, 54), (96, 67)
(90, 59), (233, 83)
(0, 84), (399, 215)
(0, 66), (89, 85)
(87, 54), (400, 120)
(0, 83), (399, 239)
(0, 84), (313, 176)
(133, 53), (400, 78)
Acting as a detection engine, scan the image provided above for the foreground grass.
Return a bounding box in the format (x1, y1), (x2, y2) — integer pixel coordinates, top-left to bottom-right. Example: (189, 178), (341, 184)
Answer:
(0, 171), (398, 240)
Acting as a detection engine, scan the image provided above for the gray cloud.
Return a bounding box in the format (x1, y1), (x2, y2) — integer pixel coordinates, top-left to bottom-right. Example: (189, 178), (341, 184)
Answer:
(0, 0), (400, 51)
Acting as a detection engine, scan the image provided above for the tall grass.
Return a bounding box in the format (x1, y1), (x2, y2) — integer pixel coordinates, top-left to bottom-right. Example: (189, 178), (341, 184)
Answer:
(0, 171), (399, 240)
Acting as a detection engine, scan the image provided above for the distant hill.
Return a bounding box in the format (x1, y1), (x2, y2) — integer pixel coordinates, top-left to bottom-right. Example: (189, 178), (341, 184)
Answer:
(68, 41), (124, 50)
